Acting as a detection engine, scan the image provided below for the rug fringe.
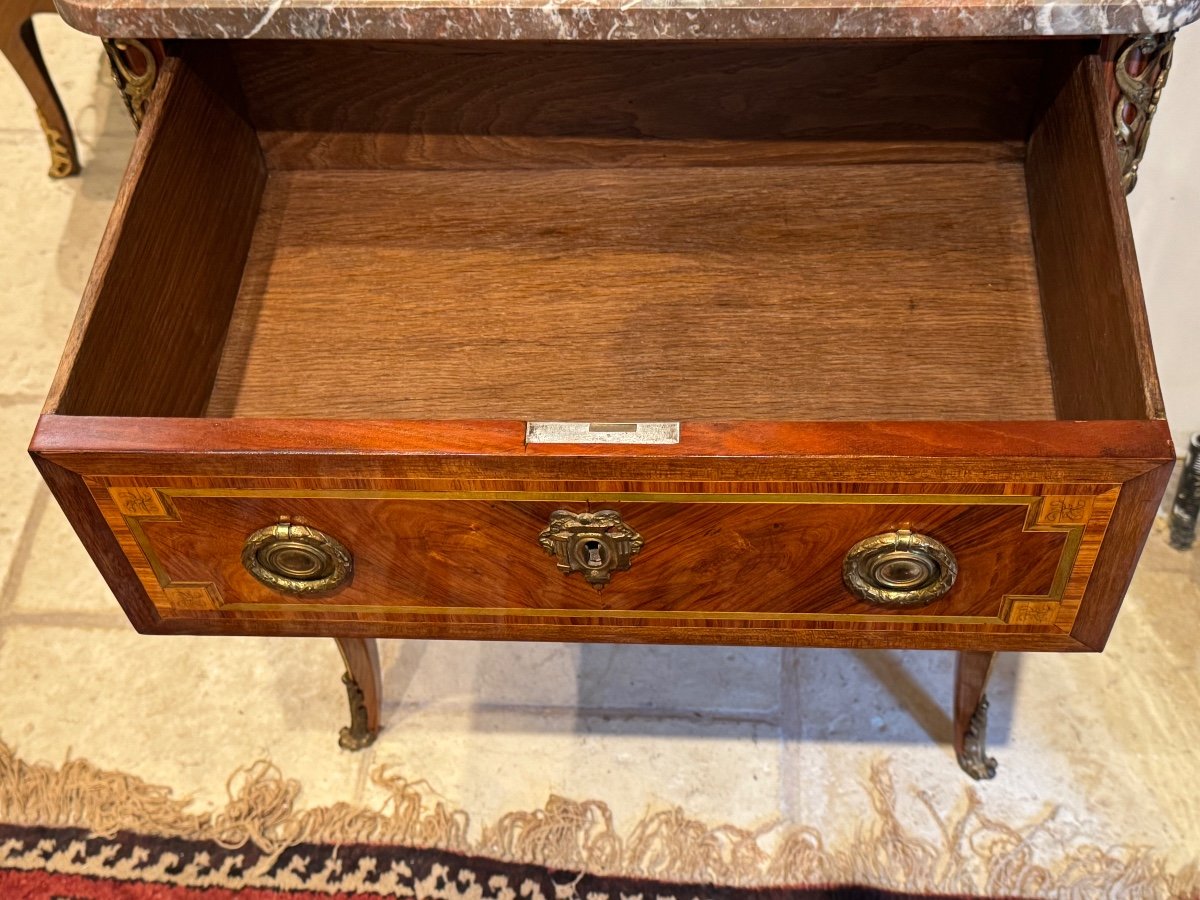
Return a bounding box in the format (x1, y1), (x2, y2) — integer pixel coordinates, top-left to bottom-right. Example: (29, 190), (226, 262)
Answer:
(1, 739), (1196, 897)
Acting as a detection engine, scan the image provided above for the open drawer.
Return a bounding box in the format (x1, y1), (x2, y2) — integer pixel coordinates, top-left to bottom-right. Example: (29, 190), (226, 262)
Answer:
(31, 39), (1173, 651)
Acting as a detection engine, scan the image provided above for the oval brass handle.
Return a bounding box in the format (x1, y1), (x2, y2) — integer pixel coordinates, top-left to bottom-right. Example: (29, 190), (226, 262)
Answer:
(242, 522), (352, 595)
(538, 509), (643, 590)
(843, 529), (956, 608)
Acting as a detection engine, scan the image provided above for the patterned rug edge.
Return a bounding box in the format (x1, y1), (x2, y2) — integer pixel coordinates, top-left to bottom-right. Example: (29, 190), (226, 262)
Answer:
(1, 739), (1196, 898)
(0, 823), (990, 900)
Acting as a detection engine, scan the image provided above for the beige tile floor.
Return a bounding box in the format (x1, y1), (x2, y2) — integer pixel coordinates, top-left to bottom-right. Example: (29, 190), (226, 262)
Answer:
(1, 18), (1198, 894)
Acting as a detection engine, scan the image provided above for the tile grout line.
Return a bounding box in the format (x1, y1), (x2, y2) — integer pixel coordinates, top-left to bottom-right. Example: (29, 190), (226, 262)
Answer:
(351, 742), (375, 806)
(0, 610), (128, 631)
(0, 485), (50, 618)
(381, 699), (783, 727)
(778, 648), (805, 825)
(0, 393), (49, 408)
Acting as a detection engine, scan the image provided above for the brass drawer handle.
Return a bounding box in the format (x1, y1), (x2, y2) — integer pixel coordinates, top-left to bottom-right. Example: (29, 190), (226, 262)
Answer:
(242, 522), (352, 595)
(843, 529), (956, 608)
(538, 510), (643, 590)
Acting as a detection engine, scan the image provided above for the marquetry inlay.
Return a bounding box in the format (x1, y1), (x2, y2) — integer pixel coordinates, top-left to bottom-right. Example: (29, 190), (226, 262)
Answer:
(94, 483), (1118, 631)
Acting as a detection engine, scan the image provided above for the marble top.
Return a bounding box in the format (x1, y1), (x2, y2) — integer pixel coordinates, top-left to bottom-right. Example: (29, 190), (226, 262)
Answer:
(54, 0), (1200, 41)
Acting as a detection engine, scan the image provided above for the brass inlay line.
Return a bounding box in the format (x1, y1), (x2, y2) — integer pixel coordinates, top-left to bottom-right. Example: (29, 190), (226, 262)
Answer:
(212, 602), (1003, 624)
(141, 487), (1075, 505)
(1047, 526), (1085, 601)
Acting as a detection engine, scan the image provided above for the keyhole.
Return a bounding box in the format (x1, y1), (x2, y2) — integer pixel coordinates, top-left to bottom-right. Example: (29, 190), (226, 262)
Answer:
(577, 539), (609, 570)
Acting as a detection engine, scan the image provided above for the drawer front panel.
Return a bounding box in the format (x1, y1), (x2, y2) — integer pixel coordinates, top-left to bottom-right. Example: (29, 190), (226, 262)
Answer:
(94, 483), (1117, 634)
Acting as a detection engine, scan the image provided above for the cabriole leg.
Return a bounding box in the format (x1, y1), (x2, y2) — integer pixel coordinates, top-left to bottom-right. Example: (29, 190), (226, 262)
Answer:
(2, 7), (80, 177)
(334, 637), (381, 750)
(954, 650), (997, 780)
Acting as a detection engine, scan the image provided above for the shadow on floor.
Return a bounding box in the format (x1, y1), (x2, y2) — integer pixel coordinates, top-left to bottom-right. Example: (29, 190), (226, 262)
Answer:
(377, 639), (1018, 749)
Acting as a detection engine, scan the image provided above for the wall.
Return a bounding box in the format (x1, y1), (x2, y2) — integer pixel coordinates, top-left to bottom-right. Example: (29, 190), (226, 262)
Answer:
(1129, 27), (1200, 451)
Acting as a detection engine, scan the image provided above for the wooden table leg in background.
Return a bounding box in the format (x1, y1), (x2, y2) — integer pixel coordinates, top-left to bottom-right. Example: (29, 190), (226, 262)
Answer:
(1, 0), (80, 177)
(333, 637), (381, 750)
(954, 650), (998, 780)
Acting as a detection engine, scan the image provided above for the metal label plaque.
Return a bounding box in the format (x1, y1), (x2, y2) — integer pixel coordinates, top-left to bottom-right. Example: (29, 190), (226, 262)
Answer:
(525, 422), (681, 445)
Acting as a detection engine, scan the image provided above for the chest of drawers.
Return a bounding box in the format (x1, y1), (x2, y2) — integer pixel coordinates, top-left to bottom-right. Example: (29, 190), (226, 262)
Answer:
(29, 23), (1186, 776)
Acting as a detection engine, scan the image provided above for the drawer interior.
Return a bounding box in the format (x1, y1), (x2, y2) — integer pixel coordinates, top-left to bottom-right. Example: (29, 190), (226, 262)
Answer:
(47, 39), (1162, 425)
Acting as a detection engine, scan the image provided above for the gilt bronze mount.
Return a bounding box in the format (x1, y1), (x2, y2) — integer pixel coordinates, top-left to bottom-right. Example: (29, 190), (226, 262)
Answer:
(957, 695), (998, 780)
(538, 510), (644, 589)
(843, 529), (957, 608)
(1113, 30), (1176, 193)
(338, 671), (377, 750)
(242, 522), (353, 596)
(102, 38), (157, 128)
(36, 110), (77, 178)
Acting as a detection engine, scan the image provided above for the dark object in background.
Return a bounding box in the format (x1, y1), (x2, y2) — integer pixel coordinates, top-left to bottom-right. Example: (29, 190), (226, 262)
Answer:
(1169, 434), (1200, 550)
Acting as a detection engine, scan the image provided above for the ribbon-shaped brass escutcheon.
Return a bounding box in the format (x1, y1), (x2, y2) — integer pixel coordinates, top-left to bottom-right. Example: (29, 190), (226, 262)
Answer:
(538, 510), (643, 589)
(843, 529), (957, 608)
(242, 522), (353, 596)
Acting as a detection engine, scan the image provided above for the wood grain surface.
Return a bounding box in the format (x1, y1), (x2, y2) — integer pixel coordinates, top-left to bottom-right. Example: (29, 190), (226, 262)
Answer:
(71, 474), (1127, 651)
(221, 39), (1055, 170)
(130, 494), (1068, 618)
(1027, 52), (1164, 423)
(32, 454), (163, 633)
(32, 417), (1174, 482)
(32, 411), (1169, 651)
(46, 56), (265, 418)
(1066, 461), (1173, 649)
(208, 162), (1051, 421)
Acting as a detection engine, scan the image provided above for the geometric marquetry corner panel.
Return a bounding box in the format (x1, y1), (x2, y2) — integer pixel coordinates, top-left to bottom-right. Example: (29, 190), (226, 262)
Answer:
(105, 486), (224, 614)
(1001, 492), (1112, 629)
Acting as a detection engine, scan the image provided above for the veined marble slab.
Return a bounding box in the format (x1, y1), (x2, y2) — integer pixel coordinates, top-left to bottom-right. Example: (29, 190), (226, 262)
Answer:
(52, 0), (1200, 41)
